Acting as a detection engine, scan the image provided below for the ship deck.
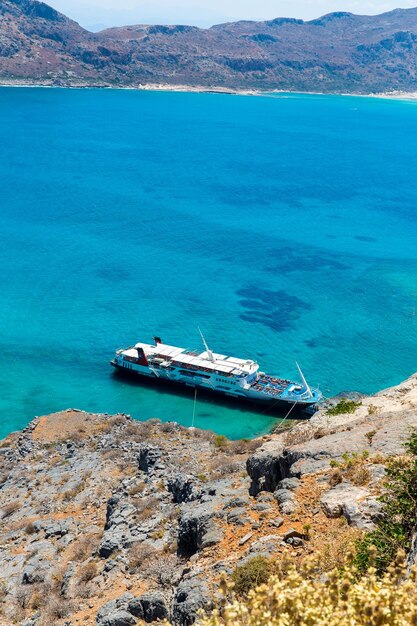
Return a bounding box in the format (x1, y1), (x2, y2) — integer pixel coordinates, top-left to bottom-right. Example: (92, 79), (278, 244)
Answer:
(250, 374), (290, 397)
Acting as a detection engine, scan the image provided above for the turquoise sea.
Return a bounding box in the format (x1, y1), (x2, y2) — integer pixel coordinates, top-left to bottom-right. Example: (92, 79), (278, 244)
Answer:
(0, 88), (416, 440)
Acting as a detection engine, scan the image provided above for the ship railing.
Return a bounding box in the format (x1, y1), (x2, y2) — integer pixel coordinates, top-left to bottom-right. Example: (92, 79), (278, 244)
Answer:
(148, 365), (160, 377)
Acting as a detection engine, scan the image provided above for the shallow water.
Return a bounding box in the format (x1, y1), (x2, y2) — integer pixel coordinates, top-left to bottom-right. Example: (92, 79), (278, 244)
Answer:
(0, 88), (416, 439)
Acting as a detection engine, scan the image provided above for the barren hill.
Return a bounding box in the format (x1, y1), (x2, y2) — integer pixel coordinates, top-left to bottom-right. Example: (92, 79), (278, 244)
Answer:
(3, 1), (417, 91)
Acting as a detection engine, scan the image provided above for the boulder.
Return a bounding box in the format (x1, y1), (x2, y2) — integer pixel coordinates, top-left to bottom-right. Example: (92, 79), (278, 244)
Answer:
(100, 611), (136, 626)
(286, 536), (304, 547)
(251, 503), (273, 512)
(278, 477), (300, 491)
(282, 528), (304, 542)
(178, 503), (221, 557)
(321, 483), (368, 518)
(138, 446), (162, 472)
(247, 448), (287, 496)
(99, 536), (121, 559)
(44, 520), (69, 538)
(127, 598), (144, 619)
(172, 578), (212, 625)
(249, 535), (282, 556)
(274, 488), (296, 515)
(256, 493), (275, 503)
(105, 496), (121, 530)
(168, 475), (199, 504)
(200, 528), (224, 549)
(344, 496), (382, 529)
(21, 559), (48, 585)
(224, 496), (250, 509)
(96, 594), (135, 625)
(270, 517), (284, 528)
(238, 532), (253, 546)
(320, 483), (379, 529)
(226, 508), (249, 526)
(139, 591), (168, 622)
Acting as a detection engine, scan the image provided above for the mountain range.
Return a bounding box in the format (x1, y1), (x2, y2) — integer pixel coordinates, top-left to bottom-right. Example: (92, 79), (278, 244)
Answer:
(2, 0), (417, 92)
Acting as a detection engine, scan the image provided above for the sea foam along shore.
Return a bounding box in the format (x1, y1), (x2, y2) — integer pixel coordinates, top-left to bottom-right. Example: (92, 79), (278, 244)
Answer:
(0, 78), (259, 95)
(3, 79), (417, 102)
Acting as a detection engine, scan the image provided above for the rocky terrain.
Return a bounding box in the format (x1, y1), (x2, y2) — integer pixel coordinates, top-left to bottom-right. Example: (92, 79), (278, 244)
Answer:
(0, 372), (416, 625)
(4, 1), (417, 92)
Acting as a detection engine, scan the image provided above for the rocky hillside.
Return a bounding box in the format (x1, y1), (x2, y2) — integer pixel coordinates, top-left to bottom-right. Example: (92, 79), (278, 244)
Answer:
(3, 1), (417, 91)
(0, 373), (416, 625)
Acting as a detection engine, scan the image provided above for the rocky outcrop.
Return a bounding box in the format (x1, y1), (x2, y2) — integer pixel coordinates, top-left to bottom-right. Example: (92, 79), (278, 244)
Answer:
(247, 374), (417, 528)
(0, 374), (417, 625)
(96, 594), (138, 625)
(168, 475), (200, 504)
(138, 445), (162, 473)
(139, 591), (169, 622)
(320, 483), (382, 529)
(178, 497), (226, 557)
(173, 579), (212, 626)
(0, 410), (267, 625)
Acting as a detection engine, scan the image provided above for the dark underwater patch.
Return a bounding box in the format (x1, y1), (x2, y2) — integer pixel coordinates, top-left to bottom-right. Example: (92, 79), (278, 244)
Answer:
(237, 286), (313, 333)
(355, 235), (376, 243)
(265, 246), (351, 274)
(304, 338), (320, 348)
(95, 265), (131, 282)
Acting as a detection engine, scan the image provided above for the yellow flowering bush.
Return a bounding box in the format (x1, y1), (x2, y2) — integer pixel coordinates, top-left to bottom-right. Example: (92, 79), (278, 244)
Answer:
(196, 551), (417, 626)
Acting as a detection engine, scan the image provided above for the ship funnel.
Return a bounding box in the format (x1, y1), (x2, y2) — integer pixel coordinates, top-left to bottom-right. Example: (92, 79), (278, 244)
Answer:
(198, 326), (215, 362)
(295, 361), (313, 399)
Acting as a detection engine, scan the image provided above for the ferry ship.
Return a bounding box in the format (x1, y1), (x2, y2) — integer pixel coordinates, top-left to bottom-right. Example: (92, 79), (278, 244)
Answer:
(111, 333), (322, 414)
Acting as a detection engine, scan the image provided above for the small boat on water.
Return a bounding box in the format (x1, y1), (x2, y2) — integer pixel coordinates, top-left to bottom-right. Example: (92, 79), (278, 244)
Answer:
(111, 332), (323, 415)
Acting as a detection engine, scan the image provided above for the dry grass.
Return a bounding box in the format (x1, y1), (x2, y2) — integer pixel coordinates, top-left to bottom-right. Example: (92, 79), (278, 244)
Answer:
(146, 554), (179, 587)
(128, 542), (159, 571)
(44, 596), (74, 621)
(330, 452), (373, 487)
(227, 439), (263, 455)
(74, 581), (94, 599)
(328, 469), (343, 487)
(129, 481), (146, 496)
(68, 534), (101, 562)
(309, 517), (362, 573)
(159, 421), (180, 435)
(62, 482), (84, 501)
(78, 561), (98, 583)
(284, 424), (319, 446)
(133, 496), (160, 522)
(15, 585), (32, 609)
(1, 501), (20, 519)
(101, 448), (124, 462)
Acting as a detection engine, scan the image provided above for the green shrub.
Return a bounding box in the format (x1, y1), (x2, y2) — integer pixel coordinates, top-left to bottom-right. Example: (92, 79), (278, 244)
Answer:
(213, 434), (228, 449)
(354, 431), (417, 575)
(326, 399), (362, 416)
(365, 429), (377, 444)
(231, 556), (272, 596)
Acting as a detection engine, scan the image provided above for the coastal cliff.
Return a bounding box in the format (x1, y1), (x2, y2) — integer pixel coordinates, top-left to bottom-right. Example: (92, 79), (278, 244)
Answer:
(0, 372), (416, 625)
(4, 1), (417, 92)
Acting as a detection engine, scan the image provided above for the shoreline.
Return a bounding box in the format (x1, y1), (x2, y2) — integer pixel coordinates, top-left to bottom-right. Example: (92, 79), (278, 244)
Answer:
(1, 79), (417, 100)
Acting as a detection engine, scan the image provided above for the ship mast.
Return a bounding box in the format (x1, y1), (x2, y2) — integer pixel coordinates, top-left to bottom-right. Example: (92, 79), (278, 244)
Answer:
(198, 326), (215, 362)
(295, 361), (313, 399)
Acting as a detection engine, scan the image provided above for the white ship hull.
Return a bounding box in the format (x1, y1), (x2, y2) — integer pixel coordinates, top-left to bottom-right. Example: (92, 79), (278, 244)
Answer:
(110, 337), (322, 414)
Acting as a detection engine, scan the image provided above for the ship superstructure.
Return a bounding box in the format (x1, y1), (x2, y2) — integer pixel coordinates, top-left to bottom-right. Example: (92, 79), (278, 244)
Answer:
(111, 335), (322, 413)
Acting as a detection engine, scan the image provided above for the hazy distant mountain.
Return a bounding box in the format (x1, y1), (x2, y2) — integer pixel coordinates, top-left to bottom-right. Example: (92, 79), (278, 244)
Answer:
(3, 0), (417, 92)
